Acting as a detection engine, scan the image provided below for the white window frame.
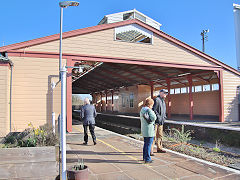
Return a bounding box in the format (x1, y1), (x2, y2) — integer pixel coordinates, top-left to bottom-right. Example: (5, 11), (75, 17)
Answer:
(195, 85), (202, 92)
(129, 93), (134, 108)
(181, 87), (187, 94)
(175, 88), (181, 94)
(212, 83), (219, 91)
(203, 84), (211, 92)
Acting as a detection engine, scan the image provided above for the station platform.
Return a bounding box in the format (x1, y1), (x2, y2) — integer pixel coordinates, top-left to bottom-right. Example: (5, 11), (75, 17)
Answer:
(66, 124), (240, 180)
(96, 112), (240, 131)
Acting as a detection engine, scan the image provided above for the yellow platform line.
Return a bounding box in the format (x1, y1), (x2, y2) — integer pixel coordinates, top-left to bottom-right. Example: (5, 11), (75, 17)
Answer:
(72, 126), (146, 164)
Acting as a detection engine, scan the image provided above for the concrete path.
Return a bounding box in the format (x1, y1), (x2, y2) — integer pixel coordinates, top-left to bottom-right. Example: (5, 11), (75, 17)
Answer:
(66, 125), (240, 180)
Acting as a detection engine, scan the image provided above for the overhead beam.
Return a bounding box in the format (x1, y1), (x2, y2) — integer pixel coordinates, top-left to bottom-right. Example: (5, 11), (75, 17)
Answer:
(101, 68), (136, 83)
(194, 76), (210, 83)
(72, 85), (99, 92)
(108, 63), (151, 82)
(77, 79), (112, 90)
(86, 73), (121, 87)
(139, 65), (169, 78)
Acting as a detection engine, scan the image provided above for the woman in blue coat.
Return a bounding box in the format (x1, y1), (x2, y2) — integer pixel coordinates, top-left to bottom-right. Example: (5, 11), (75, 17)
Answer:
(140, 98), (157, 163)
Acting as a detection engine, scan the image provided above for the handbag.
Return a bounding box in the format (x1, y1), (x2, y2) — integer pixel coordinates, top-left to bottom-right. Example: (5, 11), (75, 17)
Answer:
(143, 109), (152, 124)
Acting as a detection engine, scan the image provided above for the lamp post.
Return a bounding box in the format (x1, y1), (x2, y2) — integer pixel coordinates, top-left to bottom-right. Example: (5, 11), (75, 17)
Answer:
(59, 2), (79, 180)
(59, 1), (79, 78)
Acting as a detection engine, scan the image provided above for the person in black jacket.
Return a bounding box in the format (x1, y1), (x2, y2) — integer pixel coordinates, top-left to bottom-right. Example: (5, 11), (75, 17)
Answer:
(81, 98), (97, 145)
(151, 89), (168, 154)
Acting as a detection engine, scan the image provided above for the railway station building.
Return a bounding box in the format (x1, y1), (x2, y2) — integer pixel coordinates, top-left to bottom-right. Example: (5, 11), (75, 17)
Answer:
(0, 10), (240, 136)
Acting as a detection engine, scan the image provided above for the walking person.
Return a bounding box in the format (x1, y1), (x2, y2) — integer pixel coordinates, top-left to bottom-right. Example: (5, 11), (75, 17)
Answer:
(151, 89), (168, 155)
(81, 98), (97, 145)
(140, 98), (157, 164)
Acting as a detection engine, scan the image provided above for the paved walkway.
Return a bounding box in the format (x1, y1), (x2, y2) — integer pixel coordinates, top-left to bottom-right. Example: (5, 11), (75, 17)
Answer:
(66, 125), (240, 180)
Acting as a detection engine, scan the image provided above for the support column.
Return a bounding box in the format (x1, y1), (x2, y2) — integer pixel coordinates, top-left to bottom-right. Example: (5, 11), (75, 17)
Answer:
(217, 70), (224, 122)
(187, 75), (193, 120)
(166, 78), (171, 119)
(150, 81), (154, 99)
(105, 90), (108, 111)
(100, 92), (103, 112)
(111, 90), (114, 112)
(66, 59), (73, 132)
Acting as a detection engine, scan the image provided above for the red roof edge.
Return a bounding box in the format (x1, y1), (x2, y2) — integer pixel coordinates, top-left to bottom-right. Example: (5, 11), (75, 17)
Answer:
(0, 18), (239, 76)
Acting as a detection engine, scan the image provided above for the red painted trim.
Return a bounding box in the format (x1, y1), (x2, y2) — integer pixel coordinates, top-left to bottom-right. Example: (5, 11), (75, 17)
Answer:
(166, 79), (171, 119)
(105, 90), (108, 112)
(134, 20), (240, 77)
(218, 70), (224, 122)
(2, 19), (239, 76)
(150, 81), (154, 99)
(187, 75), (193, 120)
(100, 92), (103, 112)
(67, 59), (73, 132)
(0, 20), (137, 52)
(7, 50), (222, 71)
(111, 90), (114, 112)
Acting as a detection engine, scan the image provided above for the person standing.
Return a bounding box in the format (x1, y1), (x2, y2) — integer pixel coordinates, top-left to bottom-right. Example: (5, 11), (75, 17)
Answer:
(140, 98), (156, 163)
(151, 89), (168, 154)
(81, 98), (97, 145)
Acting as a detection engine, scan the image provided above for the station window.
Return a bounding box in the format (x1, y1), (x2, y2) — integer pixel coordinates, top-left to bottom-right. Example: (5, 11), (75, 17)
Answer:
(129, 93), (134, 108)
(192, 86), (195, 93)
(212, 83), (219, 91)
(203, 84), (210, 91)
(195, 85), (202, 92)
(181, 87), (187, 93)
(122, 96), (126, 107)
(175, 88), (180, 94)
(170, 89), (175, 94)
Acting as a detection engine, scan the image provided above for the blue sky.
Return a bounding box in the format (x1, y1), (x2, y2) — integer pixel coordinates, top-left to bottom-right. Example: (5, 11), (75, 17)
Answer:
(0, 0), (239, 68)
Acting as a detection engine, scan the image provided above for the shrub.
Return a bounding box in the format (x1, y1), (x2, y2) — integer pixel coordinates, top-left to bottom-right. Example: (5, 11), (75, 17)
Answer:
(2, 123), (58, 148)
(166, 125), (193, 144)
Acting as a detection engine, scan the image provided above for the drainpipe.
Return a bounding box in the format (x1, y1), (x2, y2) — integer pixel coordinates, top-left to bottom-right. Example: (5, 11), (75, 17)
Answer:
(9, 63), (13, 132)
(2, 52), (14, 133)
(51, 81), (56, 134)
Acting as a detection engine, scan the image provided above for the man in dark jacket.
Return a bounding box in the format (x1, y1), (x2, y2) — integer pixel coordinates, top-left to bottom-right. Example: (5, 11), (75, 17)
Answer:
(151, 89), (168, 154)
(81, 98), (97, 145)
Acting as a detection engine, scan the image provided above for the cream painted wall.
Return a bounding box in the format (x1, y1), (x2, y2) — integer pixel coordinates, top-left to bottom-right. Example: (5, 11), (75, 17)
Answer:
(19, 28), (216, 67)
(7, 56), (65, 133)
(223, 70), (240, 121)
(0, 66), (10, 136)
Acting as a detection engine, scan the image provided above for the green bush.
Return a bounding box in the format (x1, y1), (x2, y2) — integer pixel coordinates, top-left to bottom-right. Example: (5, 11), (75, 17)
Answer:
(2, 123), (58, 148)
(167, 125), (192, 144)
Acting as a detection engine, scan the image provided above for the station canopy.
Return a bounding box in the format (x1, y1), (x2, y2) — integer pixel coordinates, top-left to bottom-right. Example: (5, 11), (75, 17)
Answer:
(72, 62), (217, 94)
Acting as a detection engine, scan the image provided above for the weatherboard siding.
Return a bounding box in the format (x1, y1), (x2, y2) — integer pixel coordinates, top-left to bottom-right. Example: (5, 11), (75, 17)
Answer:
(19, 28), (216, 67)
(223, 70), (240, 122)
(7, 56), (64, 132)
(0, 66), (10, 136)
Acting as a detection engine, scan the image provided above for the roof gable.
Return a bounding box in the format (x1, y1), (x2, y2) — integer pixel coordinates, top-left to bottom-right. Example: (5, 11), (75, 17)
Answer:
(0, 19), (239, 76)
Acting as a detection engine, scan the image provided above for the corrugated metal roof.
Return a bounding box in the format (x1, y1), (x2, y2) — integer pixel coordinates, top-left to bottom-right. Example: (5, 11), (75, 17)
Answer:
(72, 62), (216, 94)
